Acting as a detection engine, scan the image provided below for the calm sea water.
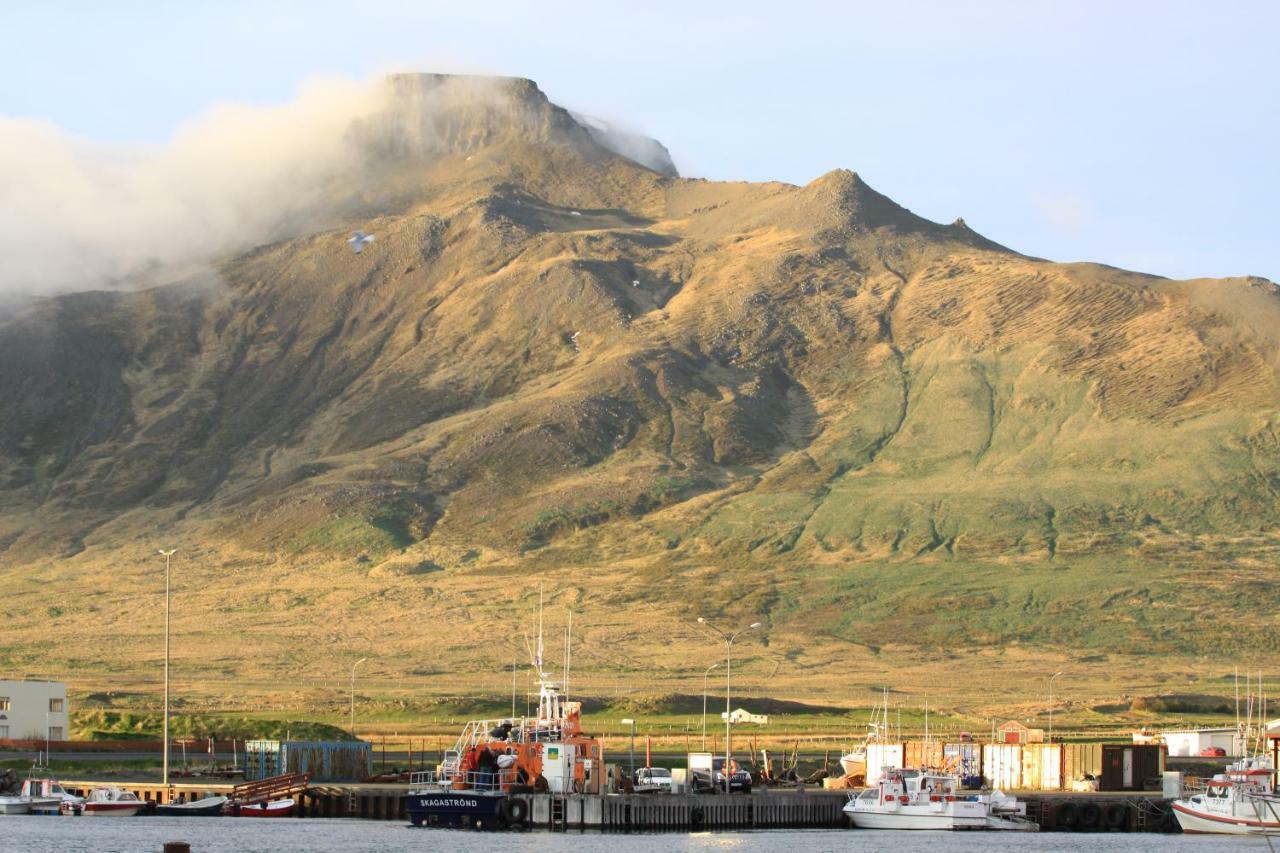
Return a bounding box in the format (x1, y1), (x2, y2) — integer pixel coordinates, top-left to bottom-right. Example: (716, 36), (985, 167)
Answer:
(0, 818), (1270, 853)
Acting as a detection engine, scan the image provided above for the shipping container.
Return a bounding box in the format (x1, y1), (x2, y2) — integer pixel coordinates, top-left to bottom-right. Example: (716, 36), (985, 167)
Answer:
(1100, 744), (1164, 791)
(865, 743), (905, 784)
(1063, 742), (1103, 783)
(904, 740), (944, 769)
(982, 744), (1022, 790)
(244, 740), (373, 782)
(1020, 744), (1062, 790)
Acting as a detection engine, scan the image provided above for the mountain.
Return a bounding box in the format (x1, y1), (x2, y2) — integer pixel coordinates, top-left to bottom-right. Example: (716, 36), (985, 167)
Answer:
(1, 74), (1278, 706)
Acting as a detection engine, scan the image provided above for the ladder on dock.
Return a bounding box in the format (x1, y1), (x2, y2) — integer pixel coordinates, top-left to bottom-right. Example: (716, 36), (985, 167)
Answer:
(231, 772), (309, 806)
(549, 795), (567, 831)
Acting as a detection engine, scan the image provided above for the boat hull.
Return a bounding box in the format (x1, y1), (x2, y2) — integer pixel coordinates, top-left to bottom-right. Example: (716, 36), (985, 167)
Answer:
(845, 803), (990, 830)
(0, 799), (30, 816)
(405, 791), (515, 829)
(1173, 801), (1280, 835)
(83, 803), (142, 817)
(230, 800), (294, 818)
(156, 796), (229, 817)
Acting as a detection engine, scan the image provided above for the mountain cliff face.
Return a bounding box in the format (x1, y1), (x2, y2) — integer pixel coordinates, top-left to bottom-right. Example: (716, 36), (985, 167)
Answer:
(1, 75), (1278, 693)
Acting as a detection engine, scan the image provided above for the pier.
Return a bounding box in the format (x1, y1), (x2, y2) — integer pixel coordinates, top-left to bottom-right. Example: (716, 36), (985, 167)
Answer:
(57, 779), (1181, 832)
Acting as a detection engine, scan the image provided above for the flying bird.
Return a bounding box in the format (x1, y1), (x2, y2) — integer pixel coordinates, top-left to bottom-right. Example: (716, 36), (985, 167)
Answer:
(347, 231), (376, 254)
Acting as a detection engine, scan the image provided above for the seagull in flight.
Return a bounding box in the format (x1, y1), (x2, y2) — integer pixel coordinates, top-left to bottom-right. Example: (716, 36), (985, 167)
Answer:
(347, 231), (376, 254)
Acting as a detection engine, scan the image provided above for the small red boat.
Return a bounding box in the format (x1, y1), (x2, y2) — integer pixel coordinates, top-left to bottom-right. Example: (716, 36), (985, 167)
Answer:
(229, 798), (295, 817)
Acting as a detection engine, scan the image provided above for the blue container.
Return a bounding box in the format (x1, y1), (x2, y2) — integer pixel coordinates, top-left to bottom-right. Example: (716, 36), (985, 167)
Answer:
(244, 740), (373, 782)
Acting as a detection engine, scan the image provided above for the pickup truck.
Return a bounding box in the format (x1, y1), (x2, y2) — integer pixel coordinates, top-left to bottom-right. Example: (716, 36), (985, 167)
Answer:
(691, 757), (752, 794)
(633, 767), (676, 793)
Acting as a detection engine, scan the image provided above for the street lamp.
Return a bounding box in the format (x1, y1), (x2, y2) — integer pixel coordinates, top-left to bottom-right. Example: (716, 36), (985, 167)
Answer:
(158, 548), (177, 788)
(701, 663), (720, 750)
(1049, 671), (1064, 743)
(697, 617), (763, 792)
(350, 658), (368, 739)
(621, 718), (636, 781)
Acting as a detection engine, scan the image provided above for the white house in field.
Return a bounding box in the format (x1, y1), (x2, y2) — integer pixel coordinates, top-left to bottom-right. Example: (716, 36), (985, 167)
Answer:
(721, 708), (769, 725)
(0, 680), (68, 741)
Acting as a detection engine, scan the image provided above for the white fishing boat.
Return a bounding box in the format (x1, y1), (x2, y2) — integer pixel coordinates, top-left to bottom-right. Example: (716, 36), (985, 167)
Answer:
(1172, 755), (1280, 834)
(82, 787), (143, 817)
(844, 768), (1036, 831)
(19, 778), (82, 815)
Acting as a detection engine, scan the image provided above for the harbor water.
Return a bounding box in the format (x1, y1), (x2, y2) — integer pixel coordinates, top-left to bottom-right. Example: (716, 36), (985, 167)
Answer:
(0, 818), (1271, 853)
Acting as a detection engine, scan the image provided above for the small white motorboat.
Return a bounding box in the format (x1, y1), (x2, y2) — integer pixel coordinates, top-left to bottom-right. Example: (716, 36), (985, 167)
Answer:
(845, 768), (1037, 831)
(83, 787), (143, 817)
(230, 798), (295, 817)
(0, 796), (31, 816)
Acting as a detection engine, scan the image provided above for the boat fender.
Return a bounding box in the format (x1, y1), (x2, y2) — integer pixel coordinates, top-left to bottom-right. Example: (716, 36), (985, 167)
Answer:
(1078, 801), (1102, 830)
(898, 795), (909, 804)
(1157, 808), (1180, 833)
(499, 797), (528, 827)
(690, 804), (704, 826)
(945, 795), (956, 802)
(930, 795), (941, 802)
(1055, 801), (1079, 830)
(883, 795), (894, 802)
(1104, 803), (1127, 831)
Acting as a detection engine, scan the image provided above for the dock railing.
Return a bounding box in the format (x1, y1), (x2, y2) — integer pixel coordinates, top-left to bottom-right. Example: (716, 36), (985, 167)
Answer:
(408, 769), (518, 792)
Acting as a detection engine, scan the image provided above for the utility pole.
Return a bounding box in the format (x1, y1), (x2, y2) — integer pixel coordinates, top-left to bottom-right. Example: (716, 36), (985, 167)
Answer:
(158, 548), (177, 788)
(1048, 671), (1064, 743)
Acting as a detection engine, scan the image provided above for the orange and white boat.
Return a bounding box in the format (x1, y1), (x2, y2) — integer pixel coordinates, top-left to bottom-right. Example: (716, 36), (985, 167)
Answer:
(405, 600), (603, 829)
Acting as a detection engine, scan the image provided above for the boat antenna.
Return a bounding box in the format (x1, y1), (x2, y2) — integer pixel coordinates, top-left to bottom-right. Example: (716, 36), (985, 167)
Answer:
(564, 609), (573, 704)
(1236, 666), (1241, 743)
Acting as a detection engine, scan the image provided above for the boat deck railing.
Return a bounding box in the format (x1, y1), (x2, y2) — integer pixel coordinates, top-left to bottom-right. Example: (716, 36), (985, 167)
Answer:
(407, 769), (518, 792)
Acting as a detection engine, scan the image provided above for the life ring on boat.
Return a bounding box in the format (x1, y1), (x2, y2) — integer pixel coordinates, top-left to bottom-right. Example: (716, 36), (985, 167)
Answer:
(499, 797), (528, 827)
(1055, 801), (1079, 830)
(898, 795), (909, 804)
(945, 795), (956, 802)
(930, 795), (941, 802)
(883, 795), (894, 802)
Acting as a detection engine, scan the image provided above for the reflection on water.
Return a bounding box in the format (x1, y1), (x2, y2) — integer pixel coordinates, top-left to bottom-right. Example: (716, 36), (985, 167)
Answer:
(0, 816), (1268, 853)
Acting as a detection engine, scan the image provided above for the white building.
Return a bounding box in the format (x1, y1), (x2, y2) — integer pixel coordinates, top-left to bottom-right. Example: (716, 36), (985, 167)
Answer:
(1161, 727), (1240, 757)
(721, 707), (769, 725)
(0, 680), (68, 742)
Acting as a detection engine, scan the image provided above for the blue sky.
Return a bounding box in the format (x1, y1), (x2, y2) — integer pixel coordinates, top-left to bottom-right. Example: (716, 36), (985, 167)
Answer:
(3, 0), (1276, 281)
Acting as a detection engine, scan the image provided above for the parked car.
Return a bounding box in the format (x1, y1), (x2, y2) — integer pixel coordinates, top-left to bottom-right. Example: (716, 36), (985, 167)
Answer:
(634, 767), (676, 793)
(1198, 747), (1227, 757)
(692, 757), (752, 793)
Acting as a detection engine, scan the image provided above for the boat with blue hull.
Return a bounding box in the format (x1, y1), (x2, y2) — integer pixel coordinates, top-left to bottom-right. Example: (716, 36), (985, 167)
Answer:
(404, 597), (599, 830)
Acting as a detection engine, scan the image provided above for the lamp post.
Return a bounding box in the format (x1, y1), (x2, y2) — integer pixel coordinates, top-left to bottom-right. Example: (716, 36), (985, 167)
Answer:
(350, 658), (368, 739)
(621, 718), (636, 781)
(701, 663), (720, 751)
(1049, 671), (1064, 743)
(158, 548), (177, 788)
(697, 617), (763, 792)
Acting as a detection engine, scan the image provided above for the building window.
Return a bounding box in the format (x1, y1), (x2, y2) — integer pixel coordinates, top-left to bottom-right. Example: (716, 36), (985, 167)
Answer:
(0, 725), (8, 739)
(48, 726), (64, 741)
(49, 698), (64, 713)
(0, 697), (9, 711)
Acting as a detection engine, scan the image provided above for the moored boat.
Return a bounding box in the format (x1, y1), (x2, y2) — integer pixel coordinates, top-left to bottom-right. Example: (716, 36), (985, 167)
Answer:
(19, 779), (82, 815)
(405, 601), (601, 829)
(1172, 755), (1280, 834)
(844, 768), (1037, 831)
(83, 787), (143, 817)
(0, 796), (30, 816)
(228, 798), (295, 817)
(156, 795), (229, 816)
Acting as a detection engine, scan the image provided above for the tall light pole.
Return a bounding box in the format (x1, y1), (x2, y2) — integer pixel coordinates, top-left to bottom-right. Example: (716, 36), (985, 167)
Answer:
(1048, 671), (1064, 743)
(158, 548), (177, 788)
(701, 662), (720, 751)
(698, 617), (763, 792)
(350, 658), (368, 739)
